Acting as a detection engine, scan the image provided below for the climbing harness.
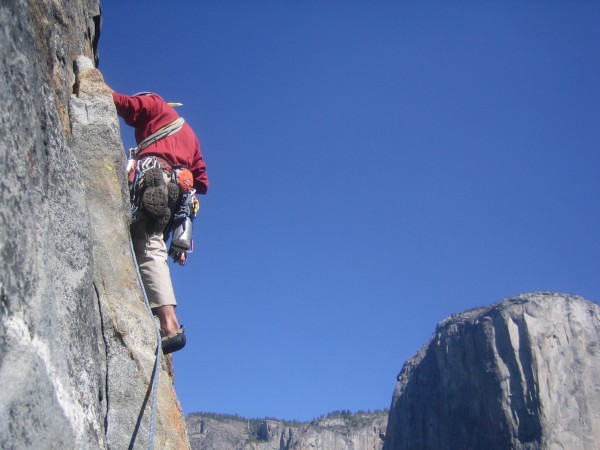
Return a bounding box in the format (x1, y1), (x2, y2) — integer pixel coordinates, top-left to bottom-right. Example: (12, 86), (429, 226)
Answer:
(128, 157), (198, 265)
(129, 238), (161, 450)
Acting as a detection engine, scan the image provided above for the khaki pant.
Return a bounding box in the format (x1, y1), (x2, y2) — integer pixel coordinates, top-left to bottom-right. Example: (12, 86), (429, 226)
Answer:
(131, 218), (177, 308)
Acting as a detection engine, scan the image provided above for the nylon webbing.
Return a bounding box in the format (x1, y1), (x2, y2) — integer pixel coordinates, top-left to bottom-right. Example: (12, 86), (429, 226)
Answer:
(138, 117), (185, 151)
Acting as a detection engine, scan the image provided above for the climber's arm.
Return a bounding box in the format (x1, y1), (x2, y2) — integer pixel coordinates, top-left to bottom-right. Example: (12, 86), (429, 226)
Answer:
(111, 92), (146, 126)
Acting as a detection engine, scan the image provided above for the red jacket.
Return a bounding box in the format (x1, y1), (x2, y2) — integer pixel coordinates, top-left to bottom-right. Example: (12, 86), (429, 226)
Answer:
(112, 92), (209, 194)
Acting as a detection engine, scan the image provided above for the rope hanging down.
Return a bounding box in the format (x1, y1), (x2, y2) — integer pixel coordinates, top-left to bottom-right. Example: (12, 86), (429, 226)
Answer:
(129, 238), (162, 450)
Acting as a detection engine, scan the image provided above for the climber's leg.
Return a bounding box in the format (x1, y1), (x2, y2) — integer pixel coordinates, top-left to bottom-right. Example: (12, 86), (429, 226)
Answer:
(131, 218), (182, 341)
(152, 304), (181, 337)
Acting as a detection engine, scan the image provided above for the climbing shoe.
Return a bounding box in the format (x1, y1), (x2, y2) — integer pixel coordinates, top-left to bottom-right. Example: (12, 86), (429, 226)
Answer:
(143, 167), (165, 187)
(141, 168), (168, 217)
(167, 181), (181, 212)
(161, 326), (186, 354)
(142, 186), (169, 217)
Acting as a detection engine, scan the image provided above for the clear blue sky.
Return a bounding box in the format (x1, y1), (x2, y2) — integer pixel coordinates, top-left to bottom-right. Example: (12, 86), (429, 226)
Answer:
(99, 1), (600, 421)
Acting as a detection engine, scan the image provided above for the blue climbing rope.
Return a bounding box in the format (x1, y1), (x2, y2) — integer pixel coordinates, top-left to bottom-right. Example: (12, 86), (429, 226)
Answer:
(130, 238), (162, 450)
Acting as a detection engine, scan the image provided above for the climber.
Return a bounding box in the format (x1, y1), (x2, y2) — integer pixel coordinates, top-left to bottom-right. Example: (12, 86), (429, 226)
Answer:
(111, 90), (209, 354)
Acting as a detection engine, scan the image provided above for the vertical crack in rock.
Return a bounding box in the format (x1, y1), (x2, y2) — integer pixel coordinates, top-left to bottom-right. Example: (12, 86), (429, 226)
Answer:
(0, 281), (7, 314)
(93, 281), (110, 437)
(91, 12), (101, 66)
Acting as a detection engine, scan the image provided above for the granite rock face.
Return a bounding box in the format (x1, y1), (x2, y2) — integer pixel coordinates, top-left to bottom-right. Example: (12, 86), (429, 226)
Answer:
(0, 1), (188, 449)
(384, 292), (600, 450)
(187, 412), (387, 450)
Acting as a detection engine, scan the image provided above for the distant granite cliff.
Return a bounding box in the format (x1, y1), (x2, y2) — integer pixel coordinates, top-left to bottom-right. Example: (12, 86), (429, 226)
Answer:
(186, 293), (600, 450)
(0, 1), (188, 448)
(384, 292), (600, 450)
(186, 411), (387, 450)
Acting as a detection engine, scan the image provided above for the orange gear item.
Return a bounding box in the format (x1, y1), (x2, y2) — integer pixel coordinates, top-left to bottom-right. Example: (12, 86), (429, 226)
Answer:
(176, 167), (194, 193)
